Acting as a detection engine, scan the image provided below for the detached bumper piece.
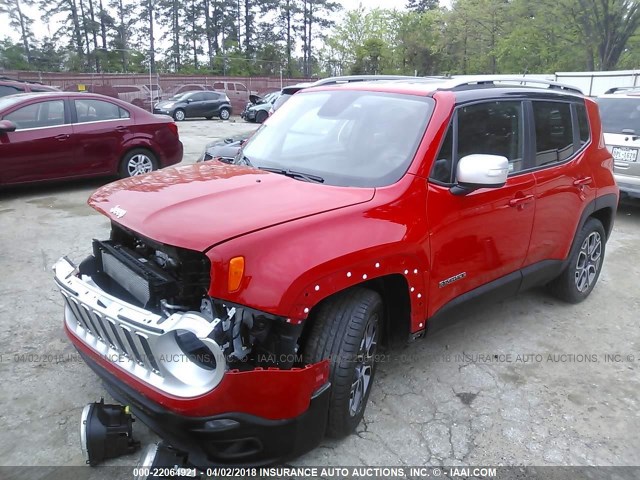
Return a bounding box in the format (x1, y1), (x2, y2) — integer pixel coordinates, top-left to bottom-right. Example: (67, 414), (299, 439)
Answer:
(81, 399), (140, 465)
(79, 348), (330, 467)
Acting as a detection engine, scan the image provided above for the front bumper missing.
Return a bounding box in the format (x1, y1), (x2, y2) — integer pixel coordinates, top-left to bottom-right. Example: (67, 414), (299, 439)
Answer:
(54, 256), (226, 398)
(54, 258), (329, 421)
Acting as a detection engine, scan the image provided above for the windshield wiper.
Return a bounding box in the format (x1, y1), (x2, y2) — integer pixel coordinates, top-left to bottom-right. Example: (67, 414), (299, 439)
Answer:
(235, 154), (254, 167)
(259, 167), (325, 183)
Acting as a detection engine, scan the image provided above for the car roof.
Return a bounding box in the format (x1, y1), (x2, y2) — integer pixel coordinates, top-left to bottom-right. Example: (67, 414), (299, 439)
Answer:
(302, 76), (585, 101)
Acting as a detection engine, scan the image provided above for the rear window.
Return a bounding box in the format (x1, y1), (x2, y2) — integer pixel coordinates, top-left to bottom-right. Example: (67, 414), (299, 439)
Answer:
(0, 84), (25, 97)
(241, 90), (434, 187)
(596, 97), (640, 134)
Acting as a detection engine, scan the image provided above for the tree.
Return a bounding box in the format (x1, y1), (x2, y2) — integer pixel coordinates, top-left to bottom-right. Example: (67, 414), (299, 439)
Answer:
(301, 0), (340, 76)
(572, 0), (640, 70)
(0, 0), (35, 64)
(405, 0), (438, 12)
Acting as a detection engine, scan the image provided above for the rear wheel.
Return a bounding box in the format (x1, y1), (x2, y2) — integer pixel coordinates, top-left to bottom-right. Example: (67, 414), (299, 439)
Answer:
(303, 288), (383, 438)
(548, 217), (605, 303)
(119, 149), (158, 178)
(255, 110), (268, 124)
(173, 109), (186, 121)
(219, 108), (231, 120)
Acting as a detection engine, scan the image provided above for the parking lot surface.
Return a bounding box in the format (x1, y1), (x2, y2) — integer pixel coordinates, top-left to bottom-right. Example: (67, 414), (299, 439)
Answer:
(0, 119), (639, 474)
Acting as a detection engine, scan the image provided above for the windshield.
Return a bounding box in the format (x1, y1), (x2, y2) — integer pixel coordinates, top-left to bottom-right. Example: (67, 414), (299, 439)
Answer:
(241, 90), (434, 187)
(596, 97), (640, 133)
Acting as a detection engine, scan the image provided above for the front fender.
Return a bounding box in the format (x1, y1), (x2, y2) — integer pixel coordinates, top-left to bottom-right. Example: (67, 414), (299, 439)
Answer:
(206, 174), (430, 326)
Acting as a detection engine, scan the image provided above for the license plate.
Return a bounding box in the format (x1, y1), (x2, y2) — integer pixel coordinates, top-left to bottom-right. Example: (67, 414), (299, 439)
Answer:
(611, 146), (638, 162)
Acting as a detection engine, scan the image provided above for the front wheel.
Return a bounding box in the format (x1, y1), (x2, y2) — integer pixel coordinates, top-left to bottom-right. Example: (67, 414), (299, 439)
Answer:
(548, 217), (606, 303)
(255, 110), (268, 124)
(303, 288), (383, 438)
(173, 109), (186, 121)
(119, 149), (158, 178)
(219, 108), (230, 120)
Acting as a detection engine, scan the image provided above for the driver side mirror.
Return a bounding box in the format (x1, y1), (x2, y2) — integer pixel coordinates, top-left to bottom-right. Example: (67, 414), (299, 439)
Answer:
(451, 154), (509, 195)
(0, 119), (17, 134)
(186, 98), (193, 103)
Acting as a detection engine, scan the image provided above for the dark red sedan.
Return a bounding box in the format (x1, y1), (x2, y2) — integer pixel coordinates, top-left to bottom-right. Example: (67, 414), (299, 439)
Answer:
(0, 92), (183, 186)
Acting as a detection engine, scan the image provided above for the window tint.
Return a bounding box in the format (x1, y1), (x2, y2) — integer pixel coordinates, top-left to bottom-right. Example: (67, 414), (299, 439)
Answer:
(228, 83), (236, 91)
(235, 83), (247, 92)
(75, 99), (129, 123)
(190, 92), (205, 101)
(576, 103), (590, 146)
(430, 125), (453, 184)
(457, 101), (524, 174)
(4, 100), (65, 129)
(213, 82), (224, 89)
(532, 101), (574, 166)
(0, 84), (25, 97)
(202, 92), (219, 101)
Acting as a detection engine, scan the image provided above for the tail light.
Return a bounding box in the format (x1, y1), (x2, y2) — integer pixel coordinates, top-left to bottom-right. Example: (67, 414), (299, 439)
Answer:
(167, 122), (179, 137)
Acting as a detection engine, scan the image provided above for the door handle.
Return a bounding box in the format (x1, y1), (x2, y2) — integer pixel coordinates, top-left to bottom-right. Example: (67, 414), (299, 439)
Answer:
(573, 177), (592, 187)
(509, 194), (535, 207)
(115, 126), (128, 132)
(54, 134), (69, 141)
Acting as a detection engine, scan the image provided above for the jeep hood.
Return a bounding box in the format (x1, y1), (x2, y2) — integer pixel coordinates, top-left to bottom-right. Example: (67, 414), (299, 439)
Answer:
(89, 162), (374, 252)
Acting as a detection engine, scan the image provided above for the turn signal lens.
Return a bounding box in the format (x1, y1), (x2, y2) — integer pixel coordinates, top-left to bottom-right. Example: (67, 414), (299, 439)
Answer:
(228, 256), (245, 292)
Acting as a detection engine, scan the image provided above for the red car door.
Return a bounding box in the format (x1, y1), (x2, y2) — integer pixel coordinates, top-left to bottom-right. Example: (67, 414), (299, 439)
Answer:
(426, 100), (536, 316)
(0, 98), (78, 185)
(525, 101), (596, 265)
(71, 98), (132, 176)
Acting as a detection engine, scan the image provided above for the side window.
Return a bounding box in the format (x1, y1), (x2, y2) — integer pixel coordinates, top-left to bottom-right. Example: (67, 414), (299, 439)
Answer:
(213, 82), (224, 90)
(430, 125), (453, 184)
(235, 83), (247, 92)
(228, 83), (236, 91)
(576, 103), (590, 146)
(4, 100), (65, 130)
(75, 99), (125, 123)
(457, 101), (524, 174)
(202, 92), (218, 101)
(190, 93), (205, 101)
(532, 101), (574, 166)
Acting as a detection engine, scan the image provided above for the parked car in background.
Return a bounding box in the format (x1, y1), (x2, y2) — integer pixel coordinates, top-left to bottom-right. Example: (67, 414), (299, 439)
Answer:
(154, 90), (232, 121)
(197, 132), (253, 163)
(64, 83), (120, 98)
(241, 91), (280, 123)
(113, 85), (155, 109)
(0, 92), (182, 186)
(162, 84), (216, 99)
(211, 80), (255, 113)
(0, 76), (58, 97)
(596, 88), (640, 198)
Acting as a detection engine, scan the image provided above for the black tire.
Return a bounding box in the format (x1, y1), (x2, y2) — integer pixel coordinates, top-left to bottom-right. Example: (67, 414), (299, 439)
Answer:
(255, 110), (268, 124)
(548, 217), (606, 303)
(303, 288), (383, 438)
(219, 108), (231, 120)
(119, 149), (158, 178)
(173, 109), (186, 121)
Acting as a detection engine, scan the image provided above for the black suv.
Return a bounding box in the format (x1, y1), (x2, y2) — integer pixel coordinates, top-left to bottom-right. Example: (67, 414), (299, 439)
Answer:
(154, 90), (232, 121)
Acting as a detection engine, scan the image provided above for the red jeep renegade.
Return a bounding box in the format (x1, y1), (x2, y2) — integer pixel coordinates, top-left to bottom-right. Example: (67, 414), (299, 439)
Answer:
(54, 78), (618, 468)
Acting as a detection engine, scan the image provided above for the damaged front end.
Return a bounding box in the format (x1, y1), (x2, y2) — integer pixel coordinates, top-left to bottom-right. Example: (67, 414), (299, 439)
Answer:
(54, 223), (330, 466)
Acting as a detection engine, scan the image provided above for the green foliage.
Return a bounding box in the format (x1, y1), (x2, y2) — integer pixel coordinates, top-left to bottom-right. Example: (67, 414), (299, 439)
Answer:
(1, 0), (640, 75)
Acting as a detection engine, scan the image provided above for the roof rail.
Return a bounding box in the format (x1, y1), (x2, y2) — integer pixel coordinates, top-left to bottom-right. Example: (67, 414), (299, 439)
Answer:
(603, 86), (640, 95)
(441, 77), (583, 95)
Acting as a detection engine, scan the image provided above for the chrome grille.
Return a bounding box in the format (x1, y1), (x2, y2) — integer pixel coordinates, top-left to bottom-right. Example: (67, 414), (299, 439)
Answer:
(54, 256), (226, 398)
(62, 292), (160, 372)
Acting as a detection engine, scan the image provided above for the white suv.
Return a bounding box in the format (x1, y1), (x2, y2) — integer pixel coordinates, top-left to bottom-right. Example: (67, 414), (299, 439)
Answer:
(597, 88), (640, 198)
